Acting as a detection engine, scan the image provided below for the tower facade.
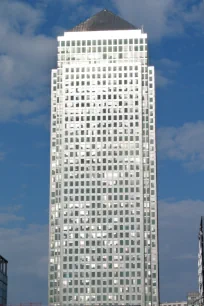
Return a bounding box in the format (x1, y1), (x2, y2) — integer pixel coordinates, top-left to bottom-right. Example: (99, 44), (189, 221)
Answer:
(198, 217), (204, 303)
(49, 10), (159, 306)
(0, 255), (8, 306)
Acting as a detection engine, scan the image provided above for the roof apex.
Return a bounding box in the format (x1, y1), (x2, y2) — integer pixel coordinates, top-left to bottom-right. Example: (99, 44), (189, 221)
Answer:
(69, 9), (137, 32)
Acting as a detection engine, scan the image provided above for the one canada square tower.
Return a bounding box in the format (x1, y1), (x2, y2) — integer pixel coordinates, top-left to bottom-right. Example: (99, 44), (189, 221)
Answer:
(49, 9), (159, 306)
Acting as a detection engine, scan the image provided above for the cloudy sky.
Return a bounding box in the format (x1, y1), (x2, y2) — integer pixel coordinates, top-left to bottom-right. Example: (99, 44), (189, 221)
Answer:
(0, 0), (204, 304)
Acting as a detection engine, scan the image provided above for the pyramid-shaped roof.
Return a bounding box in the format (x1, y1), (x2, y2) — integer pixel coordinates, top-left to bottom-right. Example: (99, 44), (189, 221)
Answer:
(69, 9), (136, 32)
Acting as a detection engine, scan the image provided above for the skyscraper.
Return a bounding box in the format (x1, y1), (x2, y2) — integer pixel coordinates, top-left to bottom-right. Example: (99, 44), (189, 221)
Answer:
(0, 255), (8, 305)
(198, 217), (204, 303)
(49, 9), (159, 306)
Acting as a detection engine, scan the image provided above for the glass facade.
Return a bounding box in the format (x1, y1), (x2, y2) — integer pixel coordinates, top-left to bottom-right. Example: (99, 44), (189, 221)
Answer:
(198, 217), (204, 304)
(0, 255), (8, 306)
(49, 10), (159, 306)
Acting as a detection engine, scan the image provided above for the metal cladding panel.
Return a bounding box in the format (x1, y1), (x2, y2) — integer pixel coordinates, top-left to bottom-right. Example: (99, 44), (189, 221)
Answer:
(69, 9), (136, 32)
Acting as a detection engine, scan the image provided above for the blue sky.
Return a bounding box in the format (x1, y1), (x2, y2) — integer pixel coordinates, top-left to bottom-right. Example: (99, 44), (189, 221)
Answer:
(0, 0), (204, 304)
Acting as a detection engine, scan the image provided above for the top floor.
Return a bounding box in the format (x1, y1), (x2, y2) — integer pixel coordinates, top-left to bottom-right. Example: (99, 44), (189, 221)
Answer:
(0, 255), (8, 276)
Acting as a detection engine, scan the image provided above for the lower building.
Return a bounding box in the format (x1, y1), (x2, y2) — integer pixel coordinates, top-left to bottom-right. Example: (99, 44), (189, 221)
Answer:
(160, 301), (187, 306)
(161, 292), (200, 306)
(0, 255), (8, 305)
(187, 292), (199, 306)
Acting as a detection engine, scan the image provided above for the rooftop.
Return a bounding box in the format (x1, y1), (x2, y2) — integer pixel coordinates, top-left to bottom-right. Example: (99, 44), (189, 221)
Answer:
(0, 254), (8, 264)
(69, 9), (137, 32)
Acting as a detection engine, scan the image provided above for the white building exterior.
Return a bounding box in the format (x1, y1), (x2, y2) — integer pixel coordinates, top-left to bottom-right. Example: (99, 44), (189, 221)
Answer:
(49, 10), (159, 306)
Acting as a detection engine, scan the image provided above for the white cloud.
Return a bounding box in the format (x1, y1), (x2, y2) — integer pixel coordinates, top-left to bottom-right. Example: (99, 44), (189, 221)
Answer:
(0, 213), (24, 224)
(46, 0), (83, 4)
(34, 141), (49, 149)
(62, 0), (83, 3)
(0, 143), (6, 160)
(160, 199), (204, 226)
(182, 0), (204, 25)
(64, 4), (103, 24)
(159, 198), (204, 264)
(112, 0), (204, 40)
(0, 0), (44, 34)
(0, 0), (56, 122)
(154, 58), (180, 87)
(0, 151), (5, 161)
(0, 1), (103, 123)
(25, 113), (50, 129)
(21, 163), (39, 167)
(0, 205), (25, 224)
(0, 95), (49, 122)
(157, 58), (181, 69)
(156, 70), (173, 87)
(158, 121), (204, 171)
(174, 253), (197, 260)
(4, 204), (23, 213)
(0, 201), (48, 303)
